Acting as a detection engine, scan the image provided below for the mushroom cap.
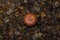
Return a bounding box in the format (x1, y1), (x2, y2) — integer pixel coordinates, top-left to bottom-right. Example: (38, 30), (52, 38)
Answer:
(23, 13), (37, 26)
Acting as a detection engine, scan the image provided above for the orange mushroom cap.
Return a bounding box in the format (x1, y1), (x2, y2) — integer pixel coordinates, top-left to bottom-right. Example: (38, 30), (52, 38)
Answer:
(23, 13), (37, 26)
